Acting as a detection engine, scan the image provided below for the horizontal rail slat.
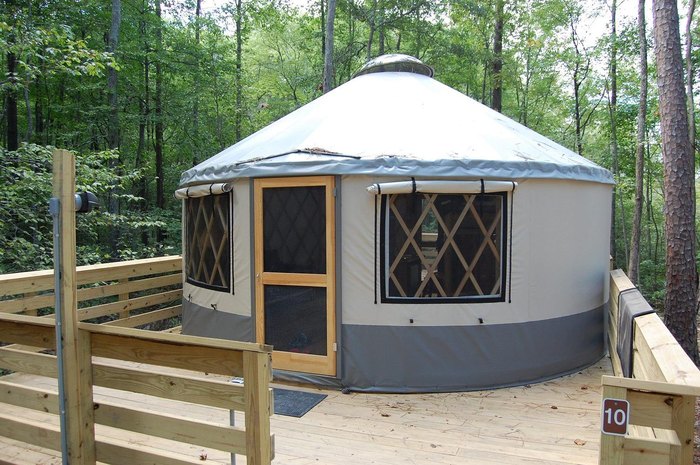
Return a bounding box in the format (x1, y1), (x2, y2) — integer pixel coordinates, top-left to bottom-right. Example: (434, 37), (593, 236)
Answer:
(0, 315), (56, 348)
(634, 312), (700, 386)
(0, 411), (61, 453)
(103, 305), (182, 328)
(622, 436), (675, 465)
(82, 322), (271, 353)
(92, 361), (247, 410)
(0, 379), (246, 454)
(77, 273), (182, 302)
(161, 325), (182, 333)
(0, 347), (57, 376)
(0, 409), (210, 465)
(96, 437), (208, 465)
(602, 375), (700, 397)
(94, 401), (247, 454)
(77, 289), (181, 321)
(89, 330), (245, 377)
(0, 273), (182, 315)
(0, 380), (58, 414)
(0, 256), (182, 296)
(626, 390), (674, 429)
(0, 348), (248, 411)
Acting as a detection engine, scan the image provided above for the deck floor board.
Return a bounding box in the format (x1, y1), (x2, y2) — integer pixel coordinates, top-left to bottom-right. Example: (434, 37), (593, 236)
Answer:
(0, 358), (611, 465)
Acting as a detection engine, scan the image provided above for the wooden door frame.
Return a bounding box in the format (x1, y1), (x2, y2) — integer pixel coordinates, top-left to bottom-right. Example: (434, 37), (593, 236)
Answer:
(253, 176), (336, 376)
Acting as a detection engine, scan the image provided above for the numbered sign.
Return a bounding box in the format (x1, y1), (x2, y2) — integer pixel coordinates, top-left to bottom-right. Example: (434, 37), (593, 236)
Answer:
(601, 398), (629, 436)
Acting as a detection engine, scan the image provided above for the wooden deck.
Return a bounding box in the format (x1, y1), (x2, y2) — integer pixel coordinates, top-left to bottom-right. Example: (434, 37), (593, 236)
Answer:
(0, 357), (611, 465)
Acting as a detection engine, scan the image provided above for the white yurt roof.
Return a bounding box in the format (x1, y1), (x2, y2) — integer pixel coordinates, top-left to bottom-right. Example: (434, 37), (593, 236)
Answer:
(179, 55), (613, 187)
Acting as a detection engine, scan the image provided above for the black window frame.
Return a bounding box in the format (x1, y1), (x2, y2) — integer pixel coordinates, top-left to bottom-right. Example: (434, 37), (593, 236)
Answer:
(184, 192), (233, 293)
(379, 191), (508, 304)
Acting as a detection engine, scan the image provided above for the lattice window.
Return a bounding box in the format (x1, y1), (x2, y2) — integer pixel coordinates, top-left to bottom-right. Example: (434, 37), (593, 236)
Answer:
(185, 193), (231, 292)
(382, 193), (505, 302)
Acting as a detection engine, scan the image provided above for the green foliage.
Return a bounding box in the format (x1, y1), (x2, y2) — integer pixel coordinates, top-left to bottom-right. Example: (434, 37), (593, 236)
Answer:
(0, 144), (180, 274)
(0, 0), (691, 312)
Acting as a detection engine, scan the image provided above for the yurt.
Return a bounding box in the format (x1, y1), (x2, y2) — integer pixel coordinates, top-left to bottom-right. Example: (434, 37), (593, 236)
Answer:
(176, 54), (613, 392)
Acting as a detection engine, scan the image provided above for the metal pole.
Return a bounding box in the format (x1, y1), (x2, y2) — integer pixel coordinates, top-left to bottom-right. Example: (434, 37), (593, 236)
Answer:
(49, 197), (69, 465)
(230, 410), (236, 465)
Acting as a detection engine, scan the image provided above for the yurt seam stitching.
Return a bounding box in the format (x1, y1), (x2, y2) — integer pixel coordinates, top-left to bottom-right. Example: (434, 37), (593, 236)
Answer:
(374, 194), (378, 305)
(508, 181), (515, 303)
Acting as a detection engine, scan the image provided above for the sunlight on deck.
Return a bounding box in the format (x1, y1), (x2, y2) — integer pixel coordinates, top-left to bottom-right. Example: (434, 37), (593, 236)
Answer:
(0, 357), (611, 465)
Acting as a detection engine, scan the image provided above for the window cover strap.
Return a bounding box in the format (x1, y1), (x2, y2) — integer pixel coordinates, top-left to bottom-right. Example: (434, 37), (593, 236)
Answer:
(366, 180), (517, 195)
(174, 182), (233, 199)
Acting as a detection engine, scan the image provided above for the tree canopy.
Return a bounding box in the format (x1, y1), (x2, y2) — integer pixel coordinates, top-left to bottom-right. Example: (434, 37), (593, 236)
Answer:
(1, 0), (698, 355)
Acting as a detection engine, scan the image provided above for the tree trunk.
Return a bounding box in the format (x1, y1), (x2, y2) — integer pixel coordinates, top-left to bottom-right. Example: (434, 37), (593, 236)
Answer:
(652, 0), (699, 362)
(686, 0), (696, 153)
(628, 0), (648, 285)
(320, 0), (325, 60)
(378, 0), (385, 56)
(192, 0), (202, 166)
(573, 67), (583, 156)
(155, 0), (165, 243)
(491, 0), (504, 113)
(609, 0), (620, 264)
(23, 80), (31, 142)
(234, 0), (243, 142)
(137, 3), (149, 245)
(366, 0), (377, 60)
(5, 0), (17, 151)
(323, 0), (336, 93)
(569, 13), (588, 157)
(107, 0), (121, 149)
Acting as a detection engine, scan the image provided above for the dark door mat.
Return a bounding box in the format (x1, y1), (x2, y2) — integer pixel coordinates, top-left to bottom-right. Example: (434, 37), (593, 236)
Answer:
(273, 388), (327, 417)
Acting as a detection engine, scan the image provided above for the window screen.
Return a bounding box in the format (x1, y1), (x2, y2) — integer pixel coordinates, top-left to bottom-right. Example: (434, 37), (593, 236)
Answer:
(382, 192), (505, 302)
(185, 193), (231, 292)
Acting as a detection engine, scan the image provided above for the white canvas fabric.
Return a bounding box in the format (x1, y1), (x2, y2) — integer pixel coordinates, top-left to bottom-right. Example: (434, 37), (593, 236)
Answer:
(174, 182), (232, 199)
(366, 179), (517, 195)
(179, 72), (612, 187)
(182, 179), (252, 318)
(340, 176), (612, 327)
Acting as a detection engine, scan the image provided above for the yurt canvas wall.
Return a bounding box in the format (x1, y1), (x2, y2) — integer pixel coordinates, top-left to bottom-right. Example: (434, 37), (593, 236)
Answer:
(179, 174), (611, 391)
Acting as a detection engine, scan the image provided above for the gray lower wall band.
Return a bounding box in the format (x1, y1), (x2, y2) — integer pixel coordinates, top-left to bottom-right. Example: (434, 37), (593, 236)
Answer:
(182, 300), (252, 342)
(341, 305), (604, 392)
(183, 299), (603, 392)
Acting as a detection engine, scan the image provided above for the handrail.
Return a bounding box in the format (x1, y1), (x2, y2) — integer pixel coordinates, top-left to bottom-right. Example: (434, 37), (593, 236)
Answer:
(0, 311), (274, 465)
(0, 256), (182, 296)
(0, 256), (183, 329)
(600, 269), (700, 465)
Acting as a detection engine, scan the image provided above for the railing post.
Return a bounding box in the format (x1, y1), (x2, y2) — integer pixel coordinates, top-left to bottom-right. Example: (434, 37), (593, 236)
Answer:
(118, 278), (130, 320)
(53, 149), (96, 464)
(243, 351), (272, 465)
(671, 394), (694, 465)
(599, 382), (626, 465)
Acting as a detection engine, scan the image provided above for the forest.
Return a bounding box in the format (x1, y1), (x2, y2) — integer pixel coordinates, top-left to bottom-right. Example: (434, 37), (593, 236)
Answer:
(0, 1), (698, 352)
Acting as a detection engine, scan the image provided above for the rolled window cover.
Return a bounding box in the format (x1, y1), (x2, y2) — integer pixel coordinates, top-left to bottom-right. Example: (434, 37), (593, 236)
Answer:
(174, 182), (233, 199)
(366, 179), (517, 195)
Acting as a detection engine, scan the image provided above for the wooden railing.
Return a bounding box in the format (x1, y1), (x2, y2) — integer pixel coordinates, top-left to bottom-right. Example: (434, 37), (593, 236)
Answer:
(600, 269), (700, 465)
(0, 256), (274, 464)
(0, 256), (183, 330)
(0, 312), (274, 465)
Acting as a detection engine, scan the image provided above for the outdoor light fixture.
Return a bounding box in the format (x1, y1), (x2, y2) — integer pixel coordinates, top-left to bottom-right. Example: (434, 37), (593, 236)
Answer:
(74, 191), (99, 213)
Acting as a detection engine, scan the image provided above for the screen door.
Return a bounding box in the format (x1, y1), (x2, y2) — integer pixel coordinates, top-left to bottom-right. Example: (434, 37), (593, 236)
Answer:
(254, 176), (336, 376)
